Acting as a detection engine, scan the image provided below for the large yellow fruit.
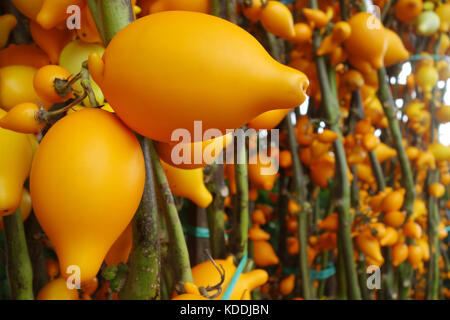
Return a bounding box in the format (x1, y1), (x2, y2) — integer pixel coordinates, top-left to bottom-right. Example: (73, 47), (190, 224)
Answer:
(89, 11), (308, 142)
(30, 108), (145, 282)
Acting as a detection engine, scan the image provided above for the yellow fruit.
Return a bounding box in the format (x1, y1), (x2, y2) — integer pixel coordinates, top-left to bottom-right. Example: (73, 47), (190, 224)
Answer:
(37, 278), (79, 300)
(0, 109), (33, 216)
(161, 160), (213, 208)
(253, 240), (280, 267)
(0, 14), (17, 49)
(428, 182), (445, 198)
(88, 11), (308, 142)
(30, 109), (145, 282)
(279, 274), (295, 296)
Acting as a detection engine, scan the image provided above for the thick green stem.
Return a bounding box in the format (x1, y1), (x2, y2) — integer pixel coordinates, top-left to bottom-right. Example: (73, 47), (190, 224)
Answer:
(99, 0), (134, 46)
(285, 115), (313, 299)
(233, 137), (249, 261)
(426, 170), (440, 299)
(3, 209), (33, 300)
(149, 142), (193, 287)
(24, 213), (48, 296)
(86, 0), (107, 45)
(356, 253), (371, 300)
(119, 136), (160, 300)
(205, 163), (227, 259)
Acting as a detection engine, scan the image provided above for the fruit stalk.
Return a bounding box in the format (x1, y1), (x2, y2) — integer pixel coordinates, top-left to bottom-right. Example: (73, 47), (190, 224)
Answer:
(3, 209), (33, 300)
(233, 134), (249, 262)
(119, 136), (161, 300)
(310, 0), (362, 300)
(149, 142), (194, 287)
(377, 67), (415, 299)
(93, 0), (135, 46)
(205, 162), (227, 259)
(426, 88), (440, 300)
(285, 114), (313, 299)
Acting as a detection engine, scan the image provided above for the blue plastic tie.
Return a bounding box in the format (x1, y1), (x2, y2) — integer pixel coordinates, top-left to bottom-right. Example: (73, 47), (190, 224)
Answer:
(283, 263), (336, 280)
(185, 225), (210, 238)
(222, 253), (248, 300)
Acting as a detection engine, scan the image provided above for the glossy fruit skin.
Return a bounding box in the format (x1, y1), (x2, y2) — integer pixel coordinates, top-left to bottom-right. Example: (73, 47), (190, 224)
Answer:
(161, 160), (213, 208)
(0, 109), (33, 216)
(154, 133), (232, 169)
(383, 210), (406, 228)
(60, 40), (105, 107)
(89, 11), (308, 143)
(30, 21), (74, 64)
(0, 188), (32, 229)
(0, 102), (42, 134)
(381, 189), (405, 212)
(0, 14), (17, 49)
(30, 108), (145, 282)
(33, 65), (72, 103)
(355, 231), (384, 264)
(0, 44), (50, 69)
(0, 65), (41, 111)
(37, 278), (79, 300)
(152, 0), (210, 13)
(260, 1), (295, 40)
(416, 11), (441, 36)
(344, 13), (387, 70)
(248, 108), (291, 130)
(105, 223), (132, 266)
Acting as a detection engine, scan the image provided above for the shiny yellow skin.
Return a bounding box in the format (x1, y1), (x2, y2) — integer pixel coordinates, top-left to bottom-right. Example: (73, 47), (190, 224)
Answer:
(384, 28), (409, 67)
(344, 13), (387, 70)
(161, 160), (213, 208)
(150, 0), (210, 13)
(37, 278), (79, 300)
(105, 223), (132, 266)
(0, 14), (17, 49)
(0, 65), (41, 111)
(0, 188), (32, 229)
(248, 108), (291, 130)
(191, 256), (269, 300)
(59, 40), (105, 107)
(0, 102), (42, 134)
(155, 132), (232, 169)
(0, 108), (33, 216)
(89, 11), (308, 143)
(30, 108), (145, 282)
(260, 1), (296, 40)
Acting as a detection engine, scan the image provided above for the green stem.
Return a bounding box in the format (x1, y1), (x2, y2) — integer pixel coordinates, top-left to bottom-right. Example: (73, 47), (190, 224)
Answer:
(285, 115), (313, 300)
(357, 253), (371, 300)
(86, 0), (107, 46)
(99, 0), (134, 46)
(426, 169), (440, 300)
(149, 142), (193, 287)
(119, 136), (160, 300)
(210, 0), (221, 17)
(234, 136), (249, 261)
(3, 209), (33, 300)
(205, 163), (227, 259)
